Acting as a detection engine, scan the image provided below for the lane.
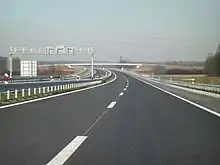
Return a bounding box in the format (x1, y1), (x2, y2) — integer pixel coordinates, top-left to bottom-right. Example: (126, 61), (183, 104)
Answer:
(65, 72), (220, 165)
(0, 71), (127, 165)
(132, 71), (220, 113)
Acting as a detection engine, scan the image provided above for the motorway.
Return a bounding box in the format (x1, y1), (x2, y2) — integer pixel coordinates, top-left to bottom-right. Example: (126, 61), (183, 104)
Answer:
(0, 69), (107, 92)
(0, 71), (220, 165)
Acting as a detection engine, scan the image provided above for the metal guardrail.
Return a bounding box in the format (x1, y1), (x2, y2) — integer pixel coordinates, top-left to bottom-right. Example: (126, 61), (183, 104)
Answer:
(0, 71), (93, 84)
(0, 69), (113, 91)
(143, 75), (220, 94)
(0, 80), (103, 103)
(0, 69), (114, 104)
(121, 70), (220, 95)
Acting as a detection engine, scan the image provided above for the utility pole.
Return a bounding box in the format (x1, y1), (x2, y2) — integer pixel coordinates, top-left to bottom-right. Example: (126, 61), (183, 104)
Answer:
(8, 47), (14, 78)
(88, 46), (94, 79)
(91, 52), (94, 79)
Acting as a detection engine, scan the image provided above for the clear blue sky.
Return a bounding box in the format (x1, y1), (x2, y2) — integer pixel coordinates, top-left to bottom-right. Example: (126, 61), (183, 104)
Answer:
(0, 0), (219, 61)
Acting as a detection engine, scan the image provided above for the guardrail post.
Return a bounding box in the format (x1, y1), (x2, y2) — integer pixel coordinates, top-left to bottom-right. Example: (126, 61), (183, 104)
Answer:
(38, 87), (41, 94)
(43, 87), (46, 93)
(67, 84), (69, 89)
(15, 89), (18, 99)
(7, 90), (10, 100)
(54, 86), (57, 91)
(60, 85), (62, 90)
(22, 89), (25, 97)
(34, 88), (36, 95)
(51, 86), (53, 92)
(57, 85), (59, 91)
(47, 86), (50, 93)
(28, 88), (31, 96)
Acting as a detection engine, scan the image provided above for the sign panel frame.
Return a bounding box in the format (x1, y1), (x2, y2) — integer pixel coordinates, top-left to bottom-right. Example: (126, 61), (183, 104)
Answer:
(20, 61), (37, 77)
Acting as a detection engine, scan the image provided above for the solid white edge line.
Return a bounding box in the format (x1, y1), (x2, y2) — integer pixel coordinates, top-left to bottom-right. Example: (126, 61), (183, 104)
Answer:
(128, 73), (220, 118)
(147, 78), (220, 99)
(46, 136), (87, 165)
(0, 72), (117, 109)
(120, 72), (129, 87)
(107, 101), (117, 108)
(119, 92), (124, 96)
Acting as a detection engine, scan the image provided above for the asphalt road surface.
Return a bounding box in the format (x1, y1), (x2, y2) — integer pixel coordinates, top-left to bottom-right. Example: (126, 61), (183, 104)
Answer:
(0, 71), (220, 165)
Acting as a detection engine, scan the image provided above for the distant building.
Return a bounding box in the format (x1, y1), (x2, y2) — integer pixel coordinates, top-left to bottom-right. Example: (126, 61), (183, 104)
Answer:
(119, 56), (122, 63)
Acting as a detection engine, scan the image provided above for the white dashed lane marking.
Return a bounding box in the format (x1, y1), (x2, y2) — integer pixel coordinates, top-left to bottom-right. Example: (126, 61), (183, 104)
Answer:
(119, 92), (124, 96)
(107, 101), (117, 108)
(46, 136), (87, 165)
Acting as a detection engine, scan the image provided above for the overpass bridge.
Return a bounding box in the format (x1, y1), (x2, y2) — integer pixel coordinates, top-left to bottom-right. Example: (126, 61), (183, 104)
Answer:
(40, 63), (143, 67)
(40, 62), (203, 69)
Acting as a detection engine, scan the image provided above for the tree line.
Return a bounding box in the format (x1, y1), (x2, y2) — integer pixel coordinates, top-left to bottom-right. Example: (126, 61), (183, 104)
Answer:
(152, 65), (205, 75)
(152, 44), (220, 76)
(204, 50), (220, 76)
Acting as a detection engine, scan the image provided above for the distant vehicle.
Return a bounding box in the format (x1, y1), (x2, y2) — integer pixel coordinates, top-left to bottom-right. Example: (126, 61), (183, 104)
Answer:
(76, 76), (80, 81)
(50, 76), (54, 81)
(4, 73), (9, 84)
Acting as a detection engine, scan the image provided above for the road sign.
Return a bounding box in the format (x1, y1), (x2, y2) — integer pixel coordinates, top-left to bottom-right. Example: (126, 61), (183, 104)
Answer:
(20, 61), (37, 77)
(9, 45), (95, 78)
(9, 46), (92, 56)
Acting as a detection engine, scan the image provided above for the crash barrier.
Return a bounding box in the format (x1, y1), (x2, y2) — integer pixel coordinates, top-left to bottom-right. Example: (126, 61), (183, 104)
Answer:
(143, 75), (220, 94)
(0, 80), (101, 103)
(0, 70), (114, 104)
